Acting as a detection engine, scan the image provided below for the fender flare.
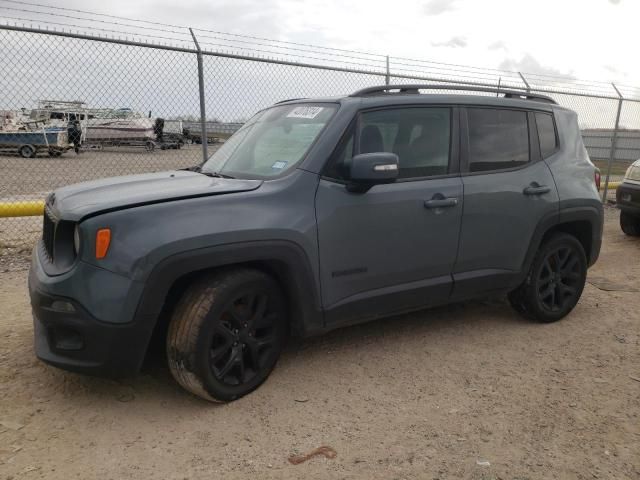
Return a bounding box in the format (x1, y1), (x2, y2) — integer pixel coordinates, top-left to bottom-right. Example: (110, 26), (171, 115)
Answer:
(557, 204), (604, 266)
(133, 240), (324, 338)
(521, 204), (603, 281)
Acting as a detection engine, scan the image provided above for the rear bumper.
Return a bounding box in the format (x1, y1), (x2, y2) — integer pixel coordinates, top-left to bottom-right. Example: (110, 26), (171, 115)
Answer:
(616, 181), (640, 215)
(28, 248), (155, 377)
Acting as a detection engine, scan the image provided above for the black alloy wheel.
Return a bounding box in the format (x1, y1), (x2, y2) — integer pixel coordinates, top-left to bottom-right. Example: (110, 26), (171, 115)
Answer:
(508, 233), (587, 322)
(536, 246), (582, 313)
(167, 268), (287, 402)
(209, 291), (280, 386)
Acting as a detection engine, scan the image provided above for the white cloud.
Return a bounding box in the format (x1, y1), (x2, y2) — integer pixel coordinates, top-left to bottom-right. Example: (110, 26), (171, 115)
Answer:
(499, 54), (574, 79)
(432, 36), (467, 48)
(423, 0), (459, 15)
(488, 41), (508, 51)
(1, 0), (638, 85)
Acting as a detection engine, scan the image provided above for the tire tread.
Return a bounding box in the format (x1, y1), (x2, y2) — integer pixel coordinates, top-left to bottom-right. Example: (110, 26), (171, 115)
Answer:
(620, 211), (640, 236)
(508, 233), (587, 323)
(167, 268), (279, 402)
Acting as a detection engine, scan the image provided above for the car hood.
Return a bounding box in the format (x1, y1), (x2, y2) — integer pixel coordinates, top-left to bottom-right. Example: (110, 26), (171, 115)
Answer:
(47, 170), (262, 221)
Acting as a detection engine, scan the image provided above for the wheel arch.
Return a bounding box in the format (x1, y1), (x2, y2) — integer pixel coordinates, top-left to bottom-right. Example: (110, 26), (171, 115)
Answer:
(522, 205), (603, 278)
(540, 220), (592, 261)
(135, 240), (324, 366)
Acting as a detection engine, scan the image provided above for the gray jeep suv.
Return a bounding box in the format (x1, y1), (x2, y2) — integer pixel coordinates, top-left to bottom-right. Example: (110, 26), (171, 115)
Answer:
(29, 85), (603, 402)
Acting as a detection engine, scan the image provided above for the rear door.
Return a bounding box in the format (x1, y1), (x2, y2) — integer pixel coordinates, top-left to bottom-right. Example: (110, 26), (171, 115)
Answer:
(452, 107), (559, 297)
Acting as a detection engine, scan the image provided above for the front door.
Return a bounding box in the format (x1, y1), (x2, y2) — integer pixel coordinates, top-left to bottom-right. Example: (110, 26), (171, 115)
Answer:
(315, 106), (463, 325)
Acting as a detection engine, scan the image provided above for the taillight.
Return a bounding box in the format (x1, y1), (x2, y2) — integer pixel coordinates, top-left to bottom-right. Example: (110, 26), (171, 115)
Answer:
(594, 170), (601, 190)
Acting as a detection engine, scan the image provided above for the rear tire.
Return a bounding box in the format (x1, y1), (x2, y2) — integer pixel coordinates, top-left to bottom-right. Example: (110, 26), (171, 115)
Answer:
(167, 268), (287, 402)
(620, 211), (640, 236)
(508, 233), (587, 323)
(19, 145), (36, 158)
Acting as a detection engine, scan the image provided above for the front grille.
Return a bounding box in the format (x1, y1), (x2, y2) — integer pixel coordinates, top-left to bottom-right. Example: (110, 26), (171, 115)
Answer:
(42, 207), (56, 260)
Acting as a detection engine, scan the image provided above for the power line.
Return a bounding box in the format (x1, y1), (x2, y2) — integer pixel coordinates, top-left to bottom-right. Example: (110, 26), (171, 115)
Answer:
(0, 0), (385, 59)
(0, 0), (635, 93)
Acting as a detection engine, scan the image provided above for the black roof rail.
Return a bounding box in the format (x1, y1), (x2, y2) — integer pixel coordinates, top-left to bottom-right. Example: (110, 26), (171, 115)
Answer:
(349, 84), (557, 104)
(274, 97), (307, 104)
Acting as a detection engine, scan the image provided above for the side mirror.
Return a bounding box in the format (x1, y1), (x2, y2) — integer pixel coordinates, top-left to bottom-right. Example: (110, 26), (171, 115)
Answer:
(347, 152), (399, 192)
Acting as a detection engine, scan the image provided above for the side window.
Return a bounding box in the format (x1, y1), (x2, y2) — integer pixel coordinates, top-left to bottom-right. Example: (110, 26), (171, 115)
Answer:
(325, 107), (451, 180)
(467, 108), (529, 172)
(536, 112), (558, 158)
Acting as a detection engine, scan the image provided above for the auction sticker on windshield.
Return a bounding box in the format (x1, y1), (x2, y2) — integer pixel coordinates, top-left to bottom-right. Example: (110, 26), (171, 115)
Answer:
(287, 106), (324, 119)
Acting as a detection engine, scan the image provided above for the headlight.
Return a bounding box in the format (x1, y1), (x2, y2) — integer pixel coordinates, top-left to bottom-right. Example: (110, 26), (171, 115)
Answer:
(625, 164), (640, 182)
(73, 225), (80, 255)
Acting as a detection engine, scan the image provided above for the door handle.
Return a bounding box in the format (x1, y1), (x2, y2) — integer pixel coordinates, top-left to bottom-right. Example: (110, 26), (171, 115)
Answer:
(523, 184), (551, 195)
(424, 197), (458, 209)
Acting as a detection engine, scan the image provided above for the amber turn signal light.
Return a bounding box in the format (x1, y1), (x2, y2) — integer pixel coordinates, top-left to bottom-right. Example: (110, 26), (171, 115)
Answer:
(95, 228), (111, 259)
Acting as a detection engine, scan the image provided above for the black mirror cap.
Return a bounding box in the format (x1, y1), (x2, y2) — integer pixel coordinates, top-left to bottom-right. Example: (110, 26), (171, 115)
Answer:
(347, 152), (399, 192)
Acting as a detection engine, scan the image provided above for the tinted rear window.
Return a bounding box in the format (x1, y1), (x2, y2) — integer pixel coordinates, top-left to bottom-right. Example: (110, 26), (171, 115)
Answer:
(467, 108), (529, 172)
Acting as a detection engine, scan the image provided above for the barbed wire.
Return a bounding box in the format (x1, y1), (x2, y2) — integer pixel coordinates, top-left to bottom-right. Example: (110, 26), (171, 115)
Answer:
(0, 14), (195, 46)
(0, 0), (184, 28)
(0, 0), (386, 60)
(0, 4), (192, 38)
(0, 0), (636, 99)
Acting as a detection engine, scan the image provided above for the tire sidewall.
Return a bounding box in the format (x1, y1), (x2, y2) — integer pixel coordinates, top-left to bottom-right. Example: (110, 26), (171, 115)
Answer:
(528, 235), (587, 322)
(620, 211), (640, 236)
(193, 274), (287, 402)
(20, 145), (35, 158)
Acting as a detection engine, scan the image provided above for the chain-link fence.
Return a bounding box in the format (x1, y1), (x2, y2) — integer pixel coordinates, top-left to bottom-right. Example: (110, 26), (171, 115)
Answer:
(1, 18), (639, 252)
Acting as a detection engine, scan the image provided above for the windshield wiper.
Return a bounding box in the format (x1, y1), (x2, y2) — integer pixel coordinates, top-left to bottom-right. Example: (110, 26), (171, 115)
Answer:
(203, 171), (235, 179)
(182, 165), (235, 179)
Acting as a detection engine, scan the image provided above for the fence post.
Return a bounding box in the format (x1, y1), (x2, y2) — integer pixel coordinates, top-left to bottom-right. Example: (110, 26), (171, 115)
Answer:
(385, 56), (390, 85)
(602, 83), (623, 202)
(189, 28), (208, 163)
(518, 72), (530, 92)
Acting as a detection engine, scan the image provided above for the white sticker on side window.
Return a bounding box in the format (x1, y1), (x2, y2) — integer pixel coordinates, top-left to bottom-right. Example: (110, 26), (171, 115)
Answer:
(286, 106), (323, 119)
(271, 161), (288, 170)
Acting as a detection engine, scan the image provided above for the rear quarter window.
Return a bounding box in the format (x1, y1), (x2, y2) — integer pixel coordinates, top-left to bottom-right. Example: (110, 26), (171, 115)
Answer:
(535, 112), (559, 158)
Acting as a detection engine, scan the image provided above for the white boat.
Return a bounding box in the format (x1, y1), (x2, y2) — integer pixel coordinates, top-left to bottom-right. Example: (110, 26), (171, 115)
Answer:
(30, 102), (156, 143)
(85, 108), (156, 142)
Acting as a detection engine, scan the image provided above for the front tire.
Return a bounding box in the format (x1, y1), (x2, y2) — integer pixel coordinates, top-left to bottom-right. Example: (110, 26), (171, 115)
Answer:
(167, 268), (287, 402)
(620, 211), (640, 236)
(508, 233), (587, 323)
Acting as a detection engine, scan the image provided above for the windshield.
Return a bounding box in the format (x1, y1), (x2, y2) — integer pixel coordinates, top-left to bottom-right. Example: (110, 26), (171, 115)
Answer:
(201, 103), (337, 179)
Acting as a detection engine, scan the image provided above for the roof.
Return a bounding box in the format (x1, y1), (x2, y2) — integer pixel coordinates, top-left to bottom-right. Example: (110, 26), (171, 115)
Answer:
(350, 85), (556, 104)
(277, 84), (565, 112)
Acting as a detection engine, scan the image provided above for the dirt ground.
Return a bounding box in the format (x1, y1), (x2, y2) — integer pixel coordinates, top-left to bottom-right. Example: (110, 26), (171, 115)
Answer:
(0, 206), (638, 480)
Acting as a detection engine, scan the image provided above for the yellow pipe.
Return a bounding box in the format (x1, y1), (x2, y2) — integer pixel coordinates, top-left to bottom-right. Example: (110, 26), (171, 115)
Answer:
(0, 201), (45, 218)
(0, 180), (627, 218)
(601, 181), (621, 190)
